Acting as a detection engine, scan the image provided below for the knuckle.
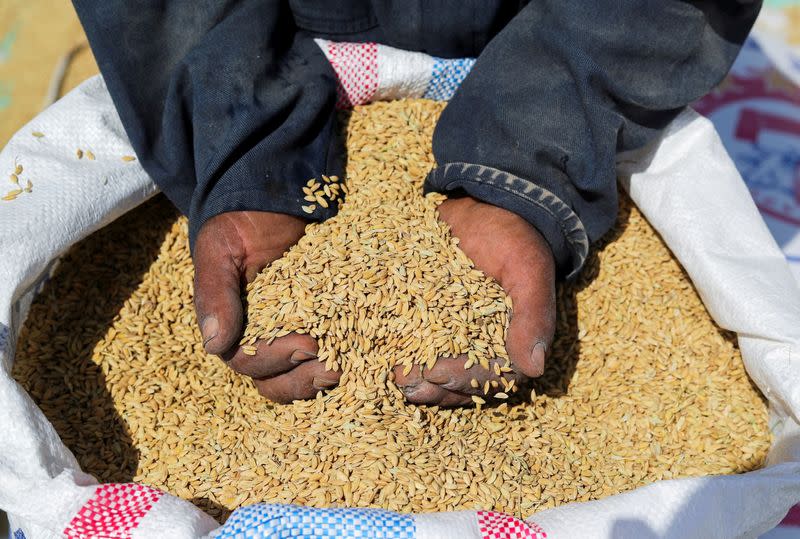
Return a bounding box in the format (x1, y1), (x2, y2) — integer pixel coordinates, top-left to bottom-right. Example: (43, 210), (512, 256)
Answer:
(402, 383), (441, 404)
(404, 392), (433, 405)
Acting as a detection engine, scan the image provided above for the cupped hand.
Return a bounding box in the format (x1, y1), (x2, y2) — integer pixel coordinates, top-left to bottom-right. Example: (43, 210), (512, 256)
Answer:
(193, 211), (341, 402)
(394, 196), (556, 407)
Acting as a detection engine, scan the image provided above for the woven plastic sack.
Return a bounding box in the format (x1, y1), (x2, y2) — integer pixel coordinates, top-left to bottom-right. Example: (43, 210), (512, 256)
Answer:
(0, 40), (799, 539)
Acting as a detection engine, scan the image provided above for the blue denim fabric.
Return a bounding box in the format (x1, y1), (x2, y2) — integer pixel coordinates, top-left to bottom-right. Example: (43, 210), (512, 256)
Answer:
(73, 0), (343, 247)
(73, 0), (760, 276)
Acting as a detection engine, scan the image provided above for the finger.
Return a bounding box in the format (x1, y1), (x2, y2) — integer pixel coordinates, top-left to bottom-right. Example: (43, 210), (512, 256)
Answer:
(392, 364), (424, 391)
(193, 221), (245, 356)
(399, 378), (476, 407)
(435, 390), (475, 408)
(409, 383), (473, 407)
(421, 355), (523, 396)
(222, 333), (319, 378)
(253, 360), (341, 403)
(401, 379), (449, 405)
(504, 283), (556, 378)
(393, 364), (473, 406)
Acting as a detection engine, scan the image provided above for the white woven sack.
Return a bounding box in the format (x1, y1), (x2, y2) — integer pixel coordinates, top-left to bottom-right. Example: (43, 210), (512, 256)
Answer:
(0, 68), (798, 538)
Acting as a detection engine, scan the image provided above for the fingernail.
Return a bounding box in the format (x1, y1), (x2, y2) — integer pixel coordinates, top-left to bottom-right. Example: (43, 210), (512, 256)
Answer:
(289, 350), (317, 363)
(201, 316), (219, 349)
(530, 342), (546, 377)
(312, 376), (339, 390)
(290, 350), (317, 363)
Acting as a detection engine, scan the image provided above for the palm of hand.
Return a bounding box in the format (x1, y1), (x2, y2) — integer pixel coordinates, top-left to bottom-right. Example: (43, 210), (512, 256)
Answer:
(393, 196), (556, 406)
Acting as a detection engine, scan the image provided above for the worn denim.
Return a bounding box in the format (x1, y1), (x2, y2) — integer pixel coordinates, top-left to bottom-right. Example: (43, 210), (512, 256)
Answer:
(73, 0), (760, 278)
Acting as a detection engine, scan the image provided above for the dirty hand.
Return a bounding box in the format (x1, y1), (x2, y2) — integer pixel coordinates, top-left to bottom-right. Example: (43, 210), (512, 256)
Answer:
(193, 211), (341, 402)
(394, 195), (556, 407)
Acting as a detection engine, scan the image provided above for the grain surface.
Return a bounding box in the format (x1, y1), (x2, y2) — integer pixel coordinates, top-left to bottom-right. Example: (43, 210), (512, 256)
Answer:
(13, 99), (769, 523)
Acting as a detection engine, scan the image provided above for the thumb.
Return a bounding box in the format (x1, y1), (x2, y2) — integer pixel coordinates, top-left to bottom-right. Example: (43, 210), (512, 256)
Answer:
(193, 222), (245, 356)
(503, 285), (556, 379)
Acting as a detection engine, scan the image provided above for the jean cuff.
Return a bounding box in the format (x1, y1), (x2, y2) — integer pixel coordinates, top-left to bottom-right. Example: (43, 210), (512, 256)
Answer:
(424, 162), (589, 279)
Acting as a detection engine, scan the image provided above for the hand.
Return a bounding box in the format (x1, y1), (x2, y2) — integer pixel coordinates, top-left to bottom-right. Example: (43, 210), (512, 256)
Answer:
(394, 195), (556, 407)
(193, 211), (341, 402)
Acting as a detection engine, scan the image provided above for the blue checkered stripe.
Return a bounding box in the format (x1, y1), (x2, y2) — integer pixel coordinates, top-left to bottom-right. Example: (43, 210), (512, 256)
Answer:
(212, 503), (415, 539)
(423, 57), (476, 101)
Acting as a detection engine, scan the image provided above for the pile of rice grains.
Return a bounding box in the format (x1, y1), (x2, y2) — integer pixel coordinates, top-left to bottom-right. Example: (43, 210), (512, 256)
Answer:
(13, 100), (769, 522)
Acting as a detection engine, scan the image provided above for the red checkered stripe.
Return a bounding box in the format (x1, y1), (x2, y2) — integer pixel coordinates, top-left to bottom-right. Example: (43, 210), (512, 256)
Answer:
(781, 504), (800, 527)
(477, 511), (548, 539)
(63, 483), (163, 539)
(326, 42), (379, 109)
